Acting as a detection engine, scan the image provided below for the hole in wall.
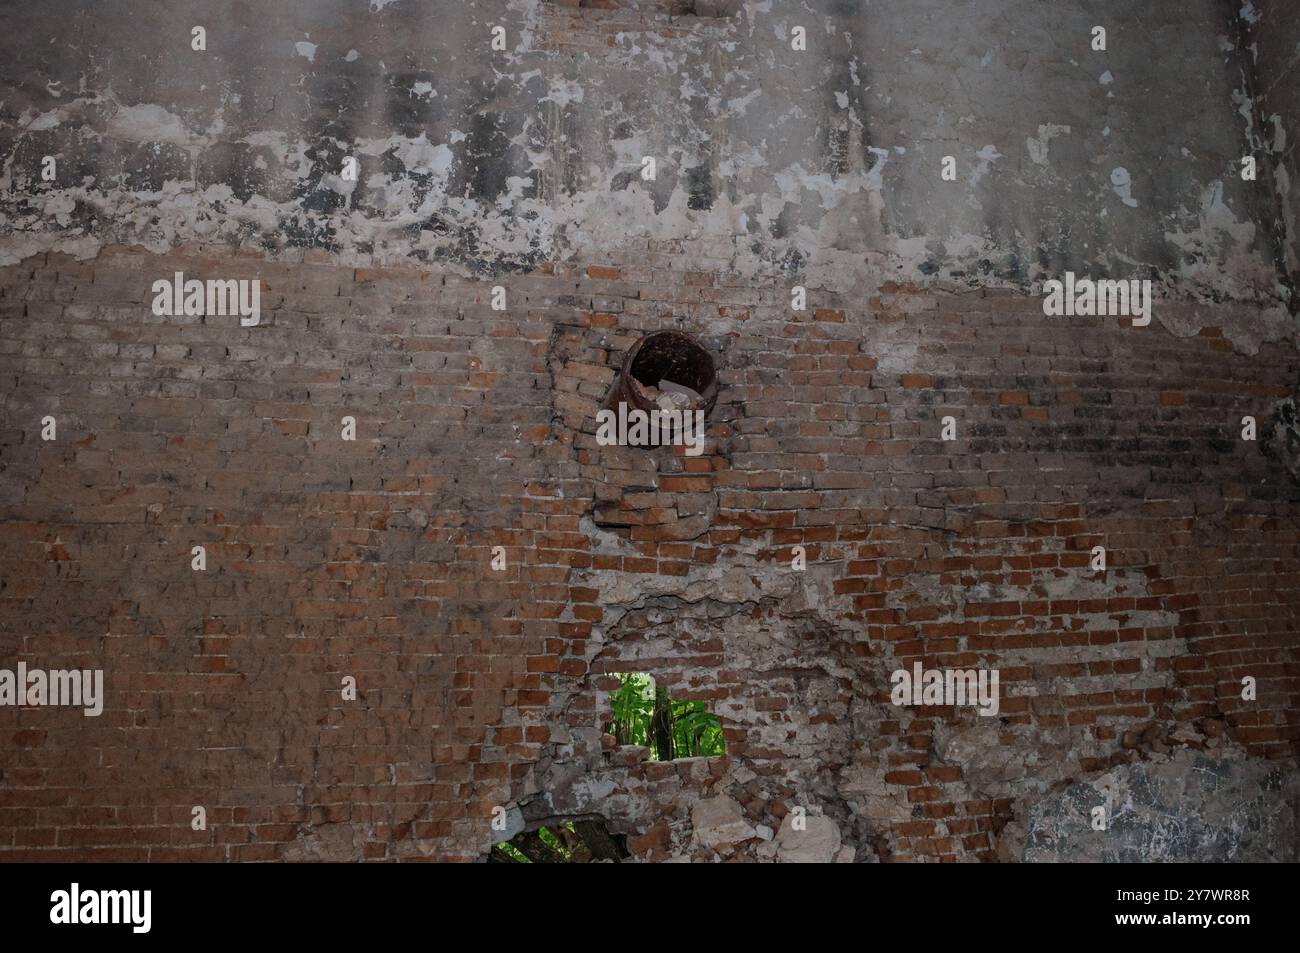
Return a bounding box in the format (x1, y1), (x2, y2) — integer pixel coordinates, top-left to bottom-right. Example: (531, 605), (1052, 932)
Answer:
(629, 332), (716, 400)
(566, 1), (741, 17)
(605, 330), (719, 418)
(490, 817), (630, 863)
(605, 672), (727, 761)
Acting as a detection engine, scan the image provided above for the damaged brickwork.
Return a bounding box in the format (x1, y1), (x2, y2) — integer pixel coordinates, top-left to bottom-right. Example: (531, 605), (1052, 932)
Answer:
(1, 246), (1296, 861)
(1, 0), (1299, 862)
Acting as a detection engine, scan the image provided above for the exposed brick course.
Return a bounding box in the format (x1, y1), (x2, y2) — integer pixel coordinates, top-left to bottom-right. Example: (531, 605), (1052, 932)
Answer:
(0, 244), (1297, 862)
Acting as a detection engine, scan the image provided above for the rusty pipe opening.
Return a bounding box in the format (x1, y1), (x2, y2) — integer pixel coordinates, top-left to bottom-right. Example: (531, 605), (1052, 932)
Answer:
(604, 330), (718, 419)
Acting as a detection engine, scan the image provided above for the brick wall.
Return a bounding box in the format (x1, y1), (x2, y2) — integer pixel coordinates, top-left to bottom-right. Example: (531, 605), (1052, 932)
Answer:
(1, 244), (1297, 861)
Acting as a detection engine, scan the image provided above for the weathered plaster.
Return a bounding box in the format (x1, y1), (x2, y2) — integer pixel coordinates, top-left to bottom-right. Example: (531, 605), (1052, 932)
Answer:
(1, 0), (1295, 350)
(1005, 745), (1300, 862)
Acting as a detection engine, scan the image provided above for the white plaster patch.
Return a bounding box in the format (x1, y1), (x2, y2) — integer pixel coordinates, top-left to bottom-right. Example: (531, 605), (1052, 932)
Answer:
(541, 77), (585, 108)
(107, 103), (191, 145)
(1110, 166), (1138, 207)
(1166, 181), (1254, 255)
(294, 41), (318, 63)
(1268, 114), (1286, 153)
(968, 144), (1002, 187)
(1026, 124), (1070, 166)
(726, 88), (762, 116)
(26, 111), (62, 132)
(387, 134), (453, 179)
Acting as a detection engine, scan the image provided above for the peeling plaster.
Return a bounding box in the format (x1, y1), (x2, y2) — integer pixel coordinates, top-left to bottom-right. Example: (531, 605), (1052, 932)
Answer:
(1007, 747), (1299, 863)
(0, 0), (1295, 352)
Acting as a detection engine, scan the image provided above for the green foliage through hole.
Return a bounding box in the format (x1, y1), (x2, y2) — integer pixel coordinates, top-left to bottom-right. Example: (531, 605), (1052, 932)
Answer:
(606, 673), (726, 760)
